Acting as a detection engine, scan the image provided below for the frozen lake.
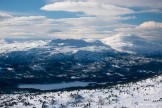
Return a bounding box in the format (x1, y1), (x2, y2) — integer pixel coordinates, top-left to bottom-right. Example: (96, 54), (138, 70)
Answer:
(18, 81), (93, 90)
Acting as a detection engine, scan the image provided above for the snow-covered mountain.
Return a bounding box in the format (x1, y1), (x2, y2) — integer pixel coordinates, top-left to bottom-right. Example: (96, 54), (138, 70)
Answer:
(0, 39), (114, 57)
(0, 39), (48, 54)
(1, 34), (162, 55)
(101, 34), (162, 54)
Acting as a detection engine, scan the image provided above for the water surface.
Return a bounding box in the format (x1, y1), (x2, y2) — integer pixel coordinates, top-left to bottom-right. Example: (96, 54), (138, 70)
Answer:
(18, 81), (92, 90)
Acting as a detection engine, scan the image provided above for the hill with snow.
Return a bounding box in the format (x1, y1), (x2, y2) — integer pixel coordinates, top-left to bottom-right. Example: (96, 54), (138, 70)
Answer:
(1, 34), (162, 55)
(101, 34), (162, 54)
(0, 39), (48, 55)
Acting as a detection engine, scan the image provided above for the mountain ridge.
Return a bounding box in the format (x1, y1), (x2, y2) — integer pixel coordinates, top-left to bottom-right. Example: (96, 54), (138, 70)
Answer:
(0, 34), (162, 55)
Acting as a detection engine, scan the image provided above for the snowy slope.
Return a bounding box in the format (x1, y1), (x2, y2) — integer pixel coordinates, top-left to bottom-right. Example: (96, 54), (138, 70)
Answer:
(0, 39), (113, 55)
(0, 39), (48, 54)
(1, 74), (162, 108)
(101, 34), (162, 54)
(0, 36), (162, 56)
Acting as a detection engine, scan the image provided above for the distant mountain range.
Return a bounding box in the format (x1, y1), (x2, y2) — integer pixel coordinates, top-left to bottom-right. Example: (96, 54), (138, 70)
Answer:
(1, 34), (162, 55)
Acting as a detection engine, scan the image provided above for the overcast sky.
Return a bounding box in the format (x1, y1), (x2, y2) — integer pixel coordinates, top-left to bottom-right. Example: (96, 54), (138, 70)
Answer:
(0, 0), (162, 43)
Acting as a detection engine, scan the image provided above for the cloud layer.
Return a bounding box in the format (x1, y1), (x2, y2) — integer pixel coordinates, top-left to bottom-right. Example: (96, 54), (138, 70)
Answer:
(0, 0), (162, 43)
(115, 21), (162, 43)
(41, 1), (134, 16)
(46, 0), (162, 7)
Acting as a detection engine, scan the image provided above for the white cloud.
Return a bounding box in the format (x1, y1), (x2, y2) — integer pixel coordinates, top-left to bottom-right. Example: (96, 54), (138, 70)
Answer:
(135, 9), (162, 14)
(0, 13), (99, 39)
(0, 16), (47, 26)
(0, 14), (59, 39)
(115, 21), (162, 44)
(39, 0), (136, 39)
(0, 10), (135, 39)
(0, 0), (162, 41)
(91, 0), (162, 8)
(0, 12), (13, 21)
(138, 21), (162, 29)
(41, 1), (134, 16)
(45, 0), (162, 8)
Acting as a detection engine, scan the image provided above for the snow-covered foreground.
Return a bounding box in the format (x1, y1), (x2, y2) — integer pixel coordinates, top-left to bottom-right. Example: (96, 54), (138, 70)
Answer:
(1, 75), (162, 108)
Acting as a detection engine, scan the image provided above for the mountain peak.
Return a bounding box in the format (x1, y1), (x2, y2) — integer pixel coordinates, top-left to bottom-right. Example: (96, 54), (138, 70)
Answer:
(101, 34), (162, 54)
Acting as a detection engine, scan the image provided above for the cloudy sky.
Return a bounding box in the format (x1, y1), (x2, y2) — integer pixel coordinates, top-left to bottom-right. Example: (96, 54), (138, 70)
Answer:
(0, 0), (162, 43)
